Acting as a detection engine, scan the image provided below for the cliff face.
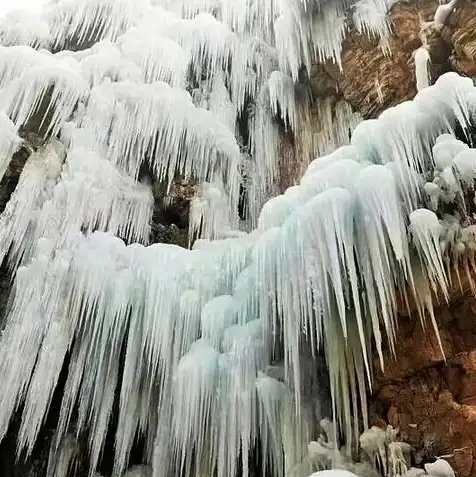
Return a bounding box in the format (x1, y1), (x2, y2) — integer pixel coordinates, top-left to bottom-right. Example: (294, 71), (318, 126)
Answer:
(307, 1), (476, 474)
(311, 0), (476, 119)
(369, 280), (476, 477)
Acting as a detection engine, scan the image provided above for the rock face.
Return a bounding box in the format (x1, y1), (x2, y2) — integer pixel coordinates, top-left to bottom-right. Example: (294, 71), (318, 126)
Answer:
(309, 0), (476, 119)
(369, 276), (476, 477)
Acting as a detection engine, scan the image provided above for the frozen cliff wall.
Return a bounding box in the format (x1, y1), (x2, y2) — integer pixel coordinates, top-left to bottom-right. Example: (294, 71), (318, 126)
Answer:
(0, 1), (475, 477)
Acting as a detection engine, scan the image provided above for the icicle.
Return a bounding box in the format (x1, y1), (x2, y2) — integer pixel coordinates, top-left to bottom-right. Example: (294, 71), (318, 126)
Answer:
(208, 71), (236, 133)
(452, 148), (476, 187)
(79, 41), (143, 87)
(360, 426), (389, 472)
(119, 30), (190, 87)
(0, 140), (65, 270)
(267, 71), (298, 131)
(410, 209), (448, 299)
(172, 341), (220, 476)
(46, 434), (80, 477)
(35, 142), (154, 246)
(0, 237), (68, 447)
(414, 47), (431, 92)
(0, 58), (89, 137)
(215, 319), (267, 477)
(354, 165), (411, 361)
(189, 179), (239, 242)
(0, 112), (22, 181)
(274, 7), (311, 81)
(256, 372), (312, 477)
(424, 73), (475, 135)
(310, 5), (347, 69)
(80, 80), (241, 220)
(201, 295), (237, 349)
(46, 0), (149, 50)
(352, 0), (395, 51)
(0, 45), (47, 89)
(432, 134), (468, 171)
(409, 209), (447, 358)
(247, 97), (281, 226)
(257, 194), (300, 231)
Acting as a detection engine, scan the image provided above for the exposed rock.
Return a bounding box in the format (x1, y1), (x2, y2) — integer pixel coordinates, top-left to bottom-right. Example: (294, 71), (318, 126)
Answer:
(308, 0), (476, 120)
(448, 2), (476, 77)
(149, 179), (195, 248)
(369, 275), (476, 477)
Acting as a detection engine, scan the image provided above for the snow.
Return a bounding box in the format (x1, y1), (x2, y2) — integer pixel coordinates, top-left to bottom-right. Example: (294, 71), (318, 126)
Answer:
(310, 471), (359, 477)
(0, 0), (48, 19)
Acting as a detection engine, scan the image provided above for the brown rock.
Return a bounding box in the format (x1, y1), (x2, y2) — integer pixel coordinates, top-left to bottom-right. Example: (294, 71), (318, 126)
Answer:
(308, 0), (476, 120)
(370, 289), (476, 477)
(449, 3), (476, 77)
(446, 446), (474, 477)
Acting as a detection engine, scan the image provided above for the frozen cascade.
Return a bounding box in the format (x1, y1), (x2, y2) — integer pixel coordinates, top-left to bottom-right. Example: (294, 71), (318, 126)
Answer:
(0, 0), (379, 233)
(0, 1), (473, 477)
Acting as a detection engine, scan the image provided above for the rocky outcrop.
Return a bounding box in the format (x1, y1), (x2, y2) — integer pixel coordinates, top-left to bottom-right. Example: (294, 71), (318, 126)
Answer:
(369, 271), (476, 477)
(309, 0), (476, 119)
(282, 0), (476, 190)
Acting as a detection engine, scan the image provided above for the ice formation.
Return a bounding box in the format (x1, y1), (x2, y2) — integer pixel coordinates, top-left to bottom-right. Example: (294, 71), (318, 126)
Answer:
(0, 111), (22, 179)
(0, 1), (474, 477)
(352, 0), (398, 51)
(414, 47), (431, 92)
(433, 0), (460, 28)
(0, 71), (474, 477)
(0, 0), (384, 233)
(424, 459), (455, 477)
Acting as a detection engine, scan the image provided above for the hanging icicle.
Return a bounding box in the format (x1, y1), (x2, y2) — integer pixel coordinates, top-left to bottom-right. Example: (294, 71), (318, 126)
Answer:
(414, 46), (431, 92)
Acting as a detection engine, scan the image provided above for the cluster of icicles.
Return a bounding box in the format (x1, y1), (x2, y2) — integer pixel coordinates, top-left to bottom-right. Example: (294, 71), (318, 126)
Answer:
(0, 70), (475, 476)
(0, 0), (388, 236)
(0, 1), (474, 477)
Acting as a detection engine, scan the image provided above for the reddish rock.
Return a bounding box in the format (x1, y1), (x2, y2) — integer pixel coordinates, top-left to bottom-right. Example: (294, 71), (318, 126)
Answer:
(369, 287), (476, 477)
(308, 0), (476, 119)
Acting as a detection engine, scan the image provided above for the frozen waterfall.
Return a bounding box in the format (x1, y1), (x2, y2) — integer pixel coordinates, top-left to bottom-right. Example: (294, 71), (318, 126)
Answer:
(0, 1), (472, 477)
